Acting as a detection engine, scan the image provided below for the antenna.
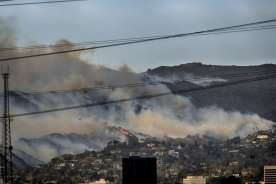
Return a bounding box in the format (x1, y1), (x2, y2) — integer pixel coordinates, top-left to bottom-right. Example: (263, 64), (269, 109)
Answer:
(1, 64), (13, 184)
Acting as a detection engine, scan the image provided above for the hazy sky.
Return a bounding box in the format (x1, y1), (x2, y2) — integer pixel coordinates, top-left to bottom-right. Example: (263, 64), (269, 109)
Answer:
(0, 0), (276, 71)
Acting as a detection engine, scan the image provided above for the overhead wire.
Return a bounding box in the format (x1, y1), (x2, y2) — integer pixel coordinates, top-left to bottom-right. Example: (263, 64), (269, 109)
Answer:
(0, 19), (275, 116)
(0, 0), (15, 2)
(0, 24), (276, 53)
(0, 25), (276, 52)
(7, 72), (276, 118)
(0, 19), (276, 62)
(0, 0), (87, 7)
(5, 68), (276, 95)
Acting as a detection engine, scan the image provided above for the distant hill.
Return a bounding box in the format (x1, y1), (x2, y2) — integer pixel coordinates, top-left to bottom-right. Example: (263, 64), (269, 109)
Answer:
(146, 63), (276, 122)
(15, 126), (149, 163)
(7, 62), (276, 166)
(6, 62), (276, 122)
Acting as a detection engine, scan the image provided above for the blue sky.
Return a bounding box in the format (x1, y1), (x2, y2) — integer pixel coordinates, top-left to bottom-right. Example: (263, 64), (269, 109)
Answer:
(0, 0), (276, 71)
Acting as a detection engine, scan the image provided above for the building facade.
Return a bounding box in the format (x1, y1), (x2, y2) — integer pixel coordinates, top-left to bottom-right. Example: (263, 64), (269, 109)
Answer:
(264, 166), (276, 184)
(183, 176), (206, 184)
(89, 179), (107, 184)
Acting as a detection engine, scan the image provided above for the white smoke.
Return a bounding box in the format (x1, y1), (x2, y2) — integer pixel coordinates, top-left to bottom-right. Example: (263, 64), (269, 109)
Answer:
(146, 73), (227, 86)
(12, 84), (274, 162)
(0, 17), (274, 163)
(126, 100), (272, 138)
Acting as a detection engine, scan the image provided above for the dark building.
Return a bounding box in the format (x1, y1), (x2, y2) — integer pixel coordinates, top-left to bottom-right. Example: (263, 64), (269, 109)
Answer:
(122, 156), (157, 184)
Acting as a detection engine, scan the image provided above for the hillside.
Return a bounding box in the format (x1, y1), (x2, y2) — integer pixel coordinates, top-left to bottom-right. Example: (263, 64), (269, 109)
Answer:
(16, 128), (276, 184)
(146, 63), (276, 121)
(6, 63), (276, 167)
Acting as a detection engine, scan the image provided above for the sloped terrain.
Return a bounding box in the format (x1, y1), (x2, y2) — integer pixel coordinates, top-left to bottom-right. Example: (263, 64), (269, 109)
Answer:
(146, 63), (276, 121)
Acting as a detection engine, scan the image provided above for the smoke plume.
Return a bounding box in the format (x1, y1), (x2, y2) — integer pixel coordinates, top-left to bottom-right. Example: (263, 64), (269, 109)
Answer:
(0, 18), (274, 162)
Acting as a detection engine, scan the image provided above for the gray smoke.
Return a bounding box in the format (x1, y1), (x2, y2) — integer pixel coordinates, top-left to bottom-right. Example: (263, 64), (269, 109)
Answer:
(13, 87), (273, 162)
(0, 18), (274, 162)
(145, 73), (227, 86)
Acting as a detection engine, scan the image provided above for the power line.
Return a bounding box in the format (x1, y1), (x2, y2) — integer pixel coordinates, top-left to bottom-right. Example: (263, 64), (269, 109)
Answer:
(0, 0), (87, 7)
(0, 34), (175, 52)
(8, 73), (276, 118)
(0, 26), (275, 63)
(0, 24), (275, 53)
(1, 26), (275, 61)
(7, 69), (276, 95)
(1, 24), (276, 54)
(0, 18), (276, 62)
(0, 34), (172, 52)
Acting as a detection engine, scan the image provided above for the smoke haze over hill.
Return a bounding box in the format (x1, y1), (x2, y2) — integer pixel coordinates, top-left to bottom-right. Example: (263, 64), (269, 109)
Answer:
(0, 18), (274, 163)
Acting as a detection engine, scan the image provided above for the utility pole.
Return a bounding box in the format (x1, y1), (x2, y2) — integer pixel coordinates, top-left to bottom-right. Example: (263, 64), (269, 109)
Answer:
(1, 66), (13, 184)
